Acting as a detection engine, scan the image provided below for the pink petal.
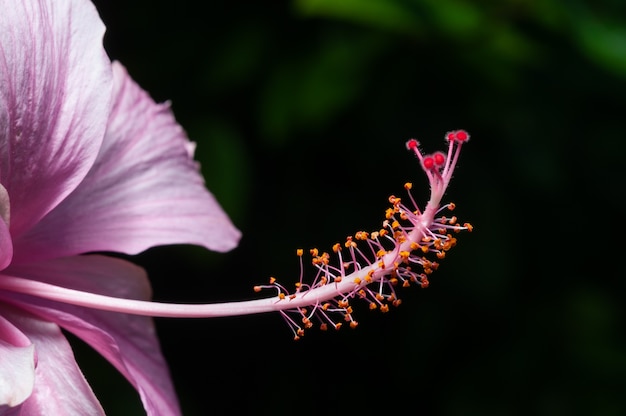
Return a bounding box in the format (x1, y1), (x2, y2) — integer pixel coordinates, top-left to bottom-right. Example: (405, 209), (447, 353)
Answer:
(0, 0), (112, 237)
(5, 255), (183, 416)
(0, 184), (12, 271)
(13, 62), (240, 263)
(0, 305), (104, 415)
(0, 312), (34, 408)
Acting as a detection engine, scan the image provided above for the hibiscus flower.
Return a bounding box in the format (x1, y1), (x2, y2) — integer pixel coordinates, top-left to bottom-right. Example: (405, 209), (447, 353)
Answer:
(0, 0), (473, 415)
(0, 0), (240, 414)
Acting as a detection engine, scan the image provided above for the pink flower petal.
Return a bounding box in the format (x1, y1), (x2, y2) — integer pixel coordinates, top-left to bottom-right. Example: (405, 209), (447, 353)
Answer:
(0, 217), (12, 273)
(0, 0), (112, 238)
(0, 312), (34, 408)
(0, 184), (12, 271)
(0, 305), (104, 415)
(13, 63), (240, 263)
(5, 255), (183, 415)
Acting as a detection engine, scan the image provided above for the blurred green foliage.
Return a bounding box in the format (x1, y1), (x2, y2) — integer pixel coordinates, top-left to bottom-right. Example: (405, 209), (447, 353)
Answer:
(85, 0), (626, 414)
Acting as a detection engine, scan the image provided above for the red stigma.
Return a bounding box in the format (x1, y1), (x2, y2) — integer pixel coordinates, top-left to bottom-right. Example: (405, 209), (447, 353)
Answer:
(446, 130), (470, 142)
(433, 151), (445, 166)
(455, 130), (469, 142)
(406, 139), (419, 150)
(422, 156), (435, 170)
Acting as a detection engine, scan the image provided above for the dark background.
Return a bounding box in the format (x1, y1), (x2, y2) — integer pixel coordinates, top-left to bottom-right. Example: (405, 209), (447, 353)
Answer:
(77, 1), (626, 414)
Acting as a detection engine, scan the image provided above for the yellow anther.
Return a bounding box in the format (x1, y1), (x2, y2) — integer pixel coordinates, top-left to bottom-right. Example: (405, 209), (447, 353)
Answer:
(375, 293), (384, 301)
(390, 277), (398, 286)
(335, 322), (343, 330)
(335, 276), (342, 283)
(253, 286), (262, 292)
(279, 293), (286, 299)
(310, 248), (319, 256)
(296, 248), (303, 256)
(370, 231), (379, 239)
(464, 222), (473, 232)
(369, 302), (378, 310)
(297, 328), (305, 337)
(392, 299), (402, 307)
(333, 243), (341, 253)
(448, 202), (456, 211)
(269, 277), (276, 284)
(350, 321), (359, 329)
(421, 245), (429, 253)
(410, 242), (420, 251)
(404, 182), (413, 190)
(380, 304), (390, 313)
(338, 299), (349, 308)
(379, 229), (388, 237)
(320, 323), (328, 331)
(385, 208), (394, 219)
(436, 251), (446, 259)
(449, 216), (457, 225)
(402, 280), (411, 288)
(322, 303), (331, 310)
(391, 220), (400, 229)
(399, 251), (410, 263)
(353, 277), (362, 285)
